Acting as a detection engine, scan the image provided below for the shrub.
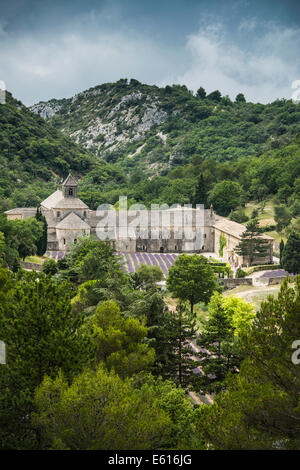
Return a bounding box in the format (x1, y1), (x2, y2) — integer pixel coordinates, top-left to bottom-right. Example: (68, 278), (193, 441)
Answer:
(236, 267), (246, 278)
(42, 258), (58, 275)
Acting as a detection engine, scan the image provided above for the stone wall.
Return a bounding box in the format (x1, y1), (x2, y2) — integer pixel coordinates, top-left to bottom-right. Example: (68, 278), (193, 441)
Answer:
(21, 261), (43, 271)
(221, 278), (253, 288)
(222, 274), (291, 289)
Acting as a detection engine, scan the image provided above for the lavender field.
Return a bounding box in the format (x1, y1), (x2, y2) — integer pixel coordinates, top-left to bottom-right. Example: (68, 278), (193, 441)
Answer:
(46, 250), (180, 276)
(116, 252), (180, 276)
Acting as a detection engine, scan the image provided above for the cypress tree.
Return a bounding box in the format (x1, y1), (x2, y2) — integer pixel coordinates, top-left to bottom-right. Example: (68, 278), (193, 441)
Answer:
(35, 207), (47, 256)
(193, 173), (208, 207)
(279, 239), (285, 266)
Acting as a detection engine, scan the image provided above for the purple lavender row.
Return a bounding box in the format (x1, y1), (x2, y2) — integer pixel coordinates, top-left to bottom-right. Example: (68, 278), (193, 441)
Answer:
(161, 254), (172, 269)
(130, 252), (139, 271)
(154, 254), (168, 276)
(148, 253), (159, 267)
(118, 254), (128, 273)
(125, 253), (134, 273)
(136, 252), (145, 266)
(162, 254), (174, 268)
(165, 254), (175, 266)
(142, 253), (153, 266)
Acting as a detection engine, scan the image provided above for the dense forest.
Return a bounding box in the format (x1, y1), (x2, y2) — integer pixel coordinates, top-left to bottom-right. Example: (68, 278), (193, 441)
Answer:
(1, 236), (299, 450)
(0, 92), (124, 210)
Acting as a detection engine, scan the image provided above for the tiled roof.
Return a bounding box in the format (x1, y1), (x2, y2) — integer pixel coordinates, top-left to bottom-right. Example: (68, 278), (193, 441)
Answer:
(214, 215), (274, 240)
(56, 212), (90, 230)
(41, 190), (63, 209)
(5, 207), (36, 215)
(52, 197), (88, 209)
(62, 174), (78, 186)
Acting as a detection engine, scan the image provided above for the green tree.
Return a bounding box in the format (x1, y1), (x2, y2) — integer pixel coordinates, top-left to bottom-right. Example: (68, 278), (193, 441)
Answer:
(274, 205), (292, 232)
(34, 366), (172, 450)
(35, 207), (48, 256)
(132, 374), (202, 449)
(42, 258), (58, 275)
(197, 277), (300, 449)
(0, 270), (90, 449)
(11, 218), (43, 260)
(134, 264), (164, 288)
(167, 254), (219, 314)
(235, 93), (246, 103)
(128, 287), (176, 379)
(235, 218), (269, 266)
(279, 239), (285, 265)
(218, 233), (227, 257)
(60, 236), (122, 284)
(290, 199), (300, 217)
(207, 90), (222, 101)
(222, 295), (255, 338)
(81, 300), (155, 378)
(0, 231), (5, 263)
(197, 293), (241, 394)
(229, 207), (249, 223)
(166, 303), (199, 389)
(208, 180), (244, 216)
(281, 231), (300, 274)
(196, 86), (206, 99)
(193, 173), (208, 207)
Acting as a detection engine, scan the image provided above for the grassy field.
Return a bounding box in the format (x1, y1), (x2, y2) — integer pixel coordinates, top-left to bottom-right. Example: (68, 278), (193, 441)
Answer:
(222, 283), (282, 310)
(244, 199), (287, 244)
(24, 255), (45, 264)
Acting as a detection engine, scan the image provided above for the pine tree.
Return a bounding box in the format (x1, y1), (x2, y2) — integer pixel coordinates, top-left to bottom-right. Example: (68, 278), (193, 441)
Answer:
(198, 277), (300, 449)
(0, 270), (91, 449)
(166, 303), (200, 390)
(281, 231), (300, 274)
(197, 293), (241, 394)
(196, 86), (206, 99)
(235, 218), (269, 266)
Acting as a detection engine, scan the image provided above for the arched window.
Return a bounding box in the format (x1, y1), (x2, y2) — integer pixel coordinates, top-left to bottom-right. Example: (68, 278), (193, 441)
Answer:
(83, 211), (86, 218)
(74, 238), (77, 244)
(57, 211), (60, 218)
(63, 238), (66, 245)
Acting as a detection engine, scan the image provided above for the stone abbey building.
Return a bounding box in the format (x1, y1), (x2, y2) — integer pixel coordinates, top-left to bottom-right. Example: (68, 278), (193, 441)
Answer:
(5, 174), (274, 266)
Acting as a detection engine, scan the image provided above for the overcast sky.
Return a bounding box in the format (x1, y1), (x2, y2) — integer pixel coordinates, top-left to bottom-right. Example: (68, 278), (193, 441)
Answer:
(0, 0), (300, 105)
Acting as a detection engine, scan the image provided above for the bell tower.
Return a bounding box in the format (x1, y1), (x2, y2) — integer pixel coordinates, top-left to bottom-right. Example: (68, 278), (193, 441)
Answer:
(62, 174), (78, 198)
